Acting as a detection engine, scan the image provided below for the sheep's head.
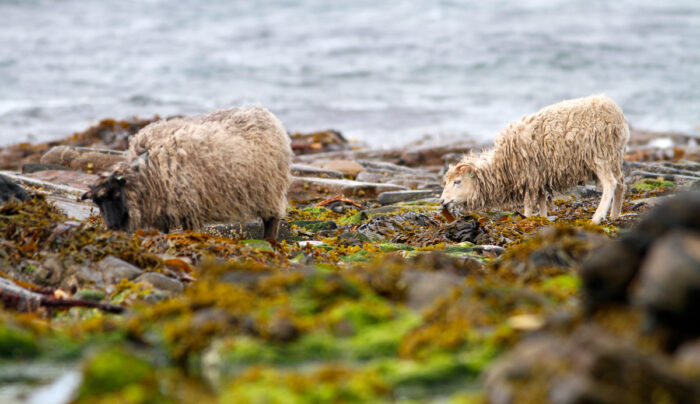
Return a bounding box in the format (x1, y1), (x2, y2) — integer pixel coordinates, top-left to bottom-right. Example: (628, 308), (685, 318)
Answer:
(440, 162), (478, 214)
(81, 173), (129, 230)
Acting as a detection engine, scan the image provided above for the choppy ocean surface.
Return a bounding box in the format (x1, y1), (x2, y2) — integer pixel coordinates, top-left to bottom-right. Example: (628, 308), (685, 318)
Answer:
(1, 0), (698, 147)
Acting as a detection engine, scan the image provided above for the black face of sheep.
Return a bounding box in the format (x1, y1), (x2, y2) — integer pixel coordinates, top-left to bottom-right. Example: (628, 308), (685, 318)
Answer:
(82, 175), (129, 230)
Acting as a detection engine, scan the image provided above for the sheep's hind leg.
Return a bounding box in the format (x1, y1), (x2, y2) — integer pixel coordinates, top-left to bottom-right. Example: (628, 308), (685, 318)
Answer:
(523, 190), (536, 217)
(263, 217), (280, 240)
(591, 167), (616, 224)
(609, 170), (625, 221)
(538, 193), (547, 217)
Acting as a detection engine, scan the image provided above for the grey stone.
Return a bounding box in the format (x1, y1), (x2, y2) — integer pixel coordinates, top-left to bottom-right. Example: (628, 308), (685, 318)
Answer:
(32, 256), (67, 287)
(473, 245), (506, 256)
(402, 270), (463, 310)
(134, 272), (184, 294)
(377, 190), (441, 205)
(0, 173), (29, 203)
(574, 185), (601, 199)
(205, 220), (293, 242)
(291, 220), (337, 233)
(97, 255), (143, 285)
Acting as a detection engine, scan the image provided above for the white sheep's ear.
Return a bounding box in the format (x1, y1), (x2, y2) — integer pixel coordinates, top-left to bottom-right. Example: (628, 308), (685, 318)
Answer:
(454, 163), (474, 174)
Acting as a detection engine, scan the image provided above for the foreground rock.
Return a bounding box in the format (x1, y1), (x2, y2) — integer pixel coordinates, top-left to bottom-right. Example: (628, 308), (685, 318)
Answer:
(0, 174), (29, 203)
(486, 326), (700, 404)
(635, 230), (700, 347)
(581, 192), (700, 345)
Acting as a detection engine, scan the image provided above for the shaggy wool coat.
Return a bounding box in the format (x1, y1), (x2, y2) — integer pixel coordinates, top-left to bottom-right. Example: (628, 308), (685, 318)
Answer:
(441, 95), (629, 223)
(109, 106), (292, 231)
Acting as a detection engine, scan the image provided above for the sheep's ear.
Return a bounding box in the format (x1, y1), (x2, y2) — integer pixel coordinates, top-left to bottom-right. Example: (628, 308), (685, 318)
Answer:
(454, 163), (473, 174)
(81, 189), (92, 201)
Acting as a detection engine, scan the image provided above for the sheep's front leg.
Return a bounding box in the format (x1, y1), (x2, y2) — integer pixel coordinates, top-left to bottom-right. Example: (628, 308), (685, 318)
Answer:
(592, 167), (616, 224)
(263, 217), (280, 240)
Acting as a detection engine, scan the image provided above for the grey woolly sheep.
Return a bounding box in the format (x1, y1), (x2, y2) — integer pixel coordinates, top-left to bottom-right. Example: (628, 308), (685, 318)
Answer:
(82, 106), (292, 239)
(440, 95), (629, 224)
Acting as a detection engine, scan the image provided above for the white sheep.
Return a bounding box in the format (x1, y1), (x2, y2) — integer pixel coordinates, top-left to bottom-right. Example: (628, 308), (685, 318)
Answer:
(440, 95), (629, 224)
(82, 106), (292, 238)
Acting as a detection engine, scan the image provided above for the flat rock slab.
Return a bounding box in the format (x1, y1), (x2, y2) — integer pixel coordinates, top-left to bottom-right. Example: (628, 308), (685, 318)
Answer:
(22, 170), (97, 192)
(46, 195), (97, 221)
(290, 164), (344, 179)
(377, 189), (442, 205)
(0, 170), (88, 197)
(288, 176), (405, 201)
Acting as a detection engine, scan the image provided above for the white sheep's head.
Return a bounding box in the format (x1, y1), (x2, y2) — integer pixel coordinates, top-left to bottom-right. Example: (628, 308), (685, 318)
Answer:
(440, 161), (479, 214)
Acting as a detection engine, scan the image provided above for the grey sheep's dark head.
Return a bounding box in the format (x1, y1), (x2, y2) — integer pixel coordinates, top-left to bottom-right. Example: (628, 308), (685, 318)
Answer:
(82, 174), (129, 230)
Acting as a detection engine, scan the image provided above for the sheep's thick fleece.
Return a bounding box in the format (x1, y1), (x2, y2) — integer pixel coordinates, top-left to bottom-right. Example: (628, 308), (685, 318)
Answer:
(441, 95), (629, 224)
(112, 106), (292, 231)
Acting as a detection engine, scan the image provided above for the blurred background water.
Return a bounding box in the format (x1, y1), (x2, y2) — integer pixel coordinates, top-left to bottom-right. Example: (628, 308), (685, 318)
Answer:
(0, 0), (698, 147)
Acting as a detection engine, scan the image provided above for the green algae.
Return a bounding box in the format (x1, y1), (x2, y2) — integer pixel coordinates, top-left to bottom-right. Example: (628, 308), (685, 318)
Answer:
(378, 243), (414, 252)
(0, 324), (40, 359)
(76, 347), (171, 404)
(631, 178), (675, 191)
(75, 288), (107, 302)
(240, 239), (274, 252)
(219, 366), (391, 404)
(339, 210), (368, 225)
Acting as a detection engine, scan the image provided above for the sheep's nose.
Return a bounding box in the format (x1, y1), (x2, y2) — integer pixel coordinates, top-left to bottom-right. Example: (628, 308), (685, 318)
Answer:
(439, 198), (445, 206)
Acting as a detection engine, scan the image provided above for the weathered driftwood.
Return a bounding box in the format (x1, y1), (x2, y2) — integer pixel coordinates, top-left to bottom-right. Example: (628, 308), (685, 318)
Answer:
(0, 278), (124, 314)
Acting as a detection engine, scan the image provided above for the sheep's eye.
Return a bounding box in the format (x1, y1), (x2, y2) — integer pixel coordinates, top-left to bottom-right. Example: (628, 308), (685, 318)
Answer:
(453, 180), (461, 186)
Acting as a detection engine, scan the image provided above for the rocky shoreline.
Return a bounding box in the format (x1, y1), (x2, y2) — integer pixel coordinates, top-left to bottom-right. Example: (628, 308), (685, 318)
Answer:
(0, 117), (699, 403)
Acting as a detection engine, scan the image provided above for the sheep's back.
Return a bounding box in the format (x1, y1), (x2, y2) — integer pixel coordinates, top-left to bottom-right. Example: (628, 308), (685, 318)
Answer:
(124, 108), (291, 230)
(492, 95), (628, 194)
